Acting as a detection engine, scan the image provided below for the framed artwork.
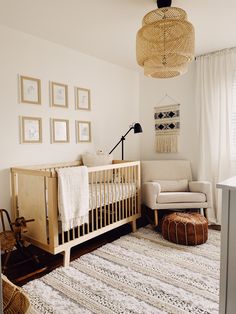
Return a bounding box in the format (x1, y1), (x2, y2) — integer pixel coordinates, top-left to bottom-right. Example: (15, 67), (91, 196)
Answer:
(75, 87), (91, 110)
(20, 116), (42, 143)
(76, 121), (91, 143)
(19, 75), (41, 105)
(51, 82), (68, 108)
(51, 119), (70, 143)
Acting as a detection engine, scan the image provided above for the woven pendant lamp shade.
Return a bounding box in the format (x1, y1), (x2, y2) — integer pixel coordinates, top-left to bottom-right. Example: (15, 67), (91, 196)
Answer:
(144, 61), (188, 78)
(136, 6), (195, 78)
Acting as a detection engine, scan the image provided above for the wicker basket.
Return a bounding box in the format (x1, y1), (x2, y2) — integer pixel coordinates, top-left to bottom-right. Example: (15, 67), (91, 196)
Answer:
(2, 275), (30, 314)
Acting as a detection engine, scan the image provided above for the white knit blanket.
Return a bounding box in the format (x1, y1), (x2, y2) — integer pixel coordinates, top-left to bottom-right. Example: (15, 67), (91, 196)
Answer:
(57, 166), (89, 231)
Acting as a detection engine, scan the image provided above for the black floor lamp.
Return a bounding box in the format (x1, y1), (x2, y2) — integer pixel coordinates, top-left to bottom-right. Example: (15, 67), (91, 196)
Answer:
(109, 123), (143, 160)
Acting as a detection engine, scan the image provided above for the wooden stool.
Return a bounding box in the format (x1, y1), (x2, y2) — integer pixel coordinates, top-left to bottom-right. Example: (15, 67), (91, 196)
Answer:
(162, 212), (208, 245)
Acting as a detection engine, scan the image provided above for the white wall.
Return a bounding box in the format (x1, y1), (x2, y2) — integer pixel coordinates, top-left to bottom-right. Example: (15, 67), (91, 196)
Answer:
(0, 25), (140, 212)
(139, 64), (198, 178)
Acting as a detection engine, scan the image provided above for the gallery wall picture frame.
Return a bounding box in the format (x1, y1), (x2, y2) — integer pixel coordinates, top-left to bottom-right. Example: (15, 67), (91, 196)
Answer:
(51, 118), (70, 143)
(19, 75), (41, 105)
(20, 116), (42, 143)
(75, 87), (91, 111)
(76, 120), (91, 143)
(50, 82), (68, 108)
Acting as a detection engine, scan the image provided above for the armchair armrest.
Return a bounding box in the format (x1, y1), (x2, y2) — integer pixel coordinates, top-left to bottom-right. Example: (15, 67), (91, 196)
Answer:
(189, 181), (212, 207)
(142, 182), (161, 209)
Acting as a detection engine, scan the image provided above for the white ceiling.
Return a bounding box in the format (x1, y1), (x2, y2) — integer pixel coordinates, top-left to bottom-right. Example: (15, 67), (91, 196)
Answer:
(0, 0), (236, 70)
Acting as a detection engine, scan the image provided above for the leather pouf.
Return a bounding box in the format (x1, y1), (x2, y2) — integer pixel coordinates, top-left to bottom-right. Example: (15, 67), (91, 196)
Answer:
(162, 212), (208, 245)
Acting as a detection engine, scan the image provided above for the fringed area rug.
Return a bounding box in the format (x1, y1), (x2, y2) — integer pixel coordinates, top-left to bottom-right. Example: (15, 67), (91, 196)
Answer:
(23, 226), (220, 314)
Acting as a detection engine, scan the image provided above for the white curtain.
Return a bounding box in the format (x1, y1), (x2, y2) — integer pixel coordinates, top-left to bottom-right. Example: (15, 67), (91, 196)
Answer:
(196, 48), (236, 224)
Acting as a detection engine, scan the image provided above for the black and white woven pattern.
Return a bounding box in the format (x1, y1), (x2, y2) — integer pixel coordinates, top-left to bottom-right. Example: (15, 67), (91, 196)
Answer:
(23, 226), (220, 314)
(154, 105), (180, 134)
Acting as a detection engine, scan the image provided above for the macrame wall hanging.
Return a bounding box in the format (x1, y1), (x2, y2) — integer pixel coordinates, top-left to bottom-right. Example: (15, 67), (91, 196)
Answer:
(154, 95), (180, 153)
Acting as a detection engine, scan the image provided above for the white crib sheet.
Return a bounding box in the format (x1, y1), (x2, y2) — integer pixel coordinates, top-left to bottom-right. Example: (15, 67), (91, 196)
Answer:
(46, 182), (136, 219)
(89, 182), (136, 209)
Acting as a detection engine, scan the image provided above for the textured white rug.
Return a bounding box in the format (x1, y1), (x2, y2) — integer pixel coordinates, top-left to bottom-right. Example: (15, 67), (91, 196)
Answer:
(23, 226), (220, 314)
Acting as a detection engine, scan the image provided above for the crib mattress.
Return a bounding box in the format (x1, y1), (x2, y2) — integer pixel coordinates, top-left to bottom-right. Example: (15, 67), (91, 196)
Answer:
(89, 182), (136, 209)
(46, 182), (136, 220)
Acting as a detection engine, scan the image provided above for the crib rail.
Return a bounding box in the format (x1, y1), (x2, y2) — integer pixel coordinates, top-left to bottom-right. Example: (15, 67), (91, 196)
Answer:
(57, 162), (140, 246)
(11, 160), (141, 264)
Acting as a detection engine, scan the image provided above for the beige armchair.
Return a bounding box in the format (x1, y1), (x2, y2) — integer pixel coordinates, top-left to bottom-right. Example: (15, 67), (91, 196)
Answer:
(141, 160), (212, 227)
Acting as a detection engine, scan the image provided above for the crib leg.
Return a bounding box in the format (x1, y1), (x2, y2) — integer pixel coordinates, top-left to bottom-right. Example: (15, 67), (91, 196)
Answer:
(63, 249), (71, 267)
(130, 220), (137, 233)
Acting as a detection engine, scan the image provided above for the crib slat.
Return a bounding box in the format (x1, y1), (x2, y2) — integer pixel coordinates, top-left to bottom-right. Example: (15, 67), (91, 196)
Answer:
(104, 170), (106, 227)
(62, 231), (65, 245)
(128, 166), (131, 217)
(125, 167), (127, 218)
(135, 165), (137, 214)
(131, 166), (133, 216)
(91, 172), (94, 233)
(133, 166), (136, 215)
(115, 169), (117, 219)
(117, 168), (121, 221)
(128, 167), (130, 217)
(78, 224), (81, 238)
(100, 171), (103, 229)
(121, 167), (124, 220)
(131, 166), (134, 216)
(125, 167), (128, 219)
(108, 169), (111, 225)
(82, 223), (85, 236)
(95, 172), (98, 230)
(110, 169), (113, 223)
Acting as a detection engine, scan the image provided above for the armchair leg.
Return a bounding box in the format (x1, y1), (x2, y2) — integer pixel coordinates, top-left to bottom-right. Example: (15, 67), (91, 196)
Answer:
(154, 210), (159, 227)
(203, 208), (208, 219)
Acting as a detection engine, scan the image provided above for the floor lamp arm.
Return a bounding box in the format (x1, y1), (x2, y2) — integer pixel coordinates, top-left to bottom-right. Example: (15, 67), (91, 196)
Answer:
(109, 127), (133, 160)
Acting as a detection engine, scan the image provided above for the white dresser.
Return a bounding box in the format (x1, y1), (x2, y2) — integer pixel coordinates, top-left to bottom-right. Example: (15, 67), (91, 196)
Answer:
(217, 177), (236, 314)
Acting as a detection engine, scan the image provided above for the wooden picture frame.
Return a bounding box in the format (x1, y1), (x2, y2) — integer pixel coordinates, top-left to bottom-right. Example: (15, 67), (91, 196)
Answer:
(76, 120), (91, 143)
(51, 82), (68, 108)
(19, 76), (41, 105)
(20, 116), (42, 143)
(75, 87), (91, 110)
(51, 119), (70, 143)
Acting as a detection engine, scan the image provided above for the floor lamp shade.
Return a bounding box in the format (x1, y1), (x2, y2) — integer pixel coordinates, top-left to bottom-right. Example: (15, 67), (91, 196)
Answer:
(134, 123), (142, 133)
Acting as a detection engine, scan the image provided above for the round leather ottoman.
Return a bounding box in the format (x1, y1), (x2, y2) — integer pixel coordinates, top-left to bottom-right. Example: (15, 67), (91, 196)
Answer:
(162, 212), (208, 245)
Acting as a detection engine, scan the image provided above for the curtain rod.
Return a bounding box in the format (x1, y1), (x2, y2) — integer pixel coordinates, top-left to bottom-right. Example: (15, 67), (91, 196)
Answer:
(195, 47), (236, 60)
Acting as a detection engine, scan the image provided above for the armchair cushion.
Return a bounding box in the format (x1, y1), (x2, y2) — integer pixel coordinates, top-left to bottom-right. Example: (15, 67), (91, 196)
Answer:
(189, 181), (212, 207)
(157, 192), (206, 204)
(152, 179), (188, 192)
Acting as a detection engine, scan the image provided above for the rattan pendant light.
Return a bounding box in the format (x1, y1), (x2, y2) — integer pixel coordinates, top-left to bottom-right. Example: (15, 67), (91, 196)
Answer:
(136, 0), (195, 78)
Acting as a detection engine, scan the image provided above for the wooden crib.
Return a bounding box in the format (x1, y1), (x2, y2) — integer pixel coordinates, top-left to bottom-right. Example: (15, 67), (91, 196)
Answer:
(11, 160), (141, 266)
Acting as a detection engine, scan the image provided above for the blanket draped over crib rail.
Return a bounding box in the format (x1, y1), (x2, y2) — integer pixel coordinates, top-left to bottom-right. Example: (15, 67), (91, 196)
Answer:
(57, 166), (89, 232)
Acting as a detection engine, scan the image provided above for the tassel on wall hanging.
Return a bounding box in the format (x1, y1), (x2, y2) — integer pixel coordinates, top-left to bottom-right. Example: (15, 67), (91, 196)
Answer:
(154, 95), (180, 153)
